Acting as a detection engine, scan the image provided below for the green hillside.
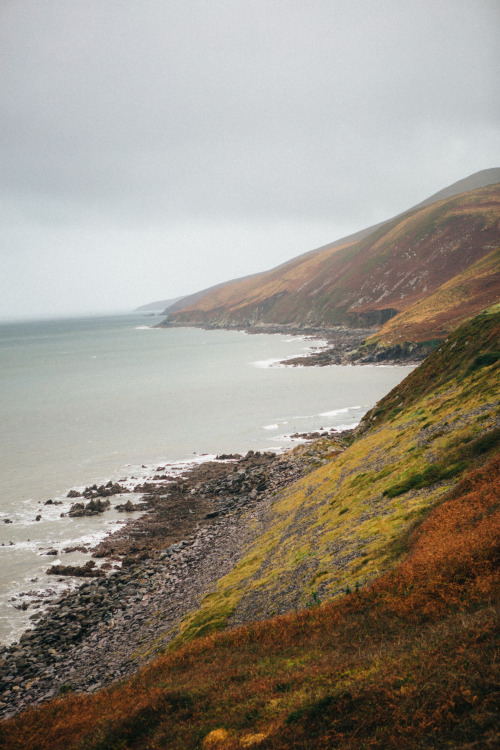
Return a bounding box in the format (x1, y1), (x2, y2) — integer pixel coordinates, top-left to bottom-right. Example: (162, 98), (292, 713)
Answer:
(3, 311), (499, 749)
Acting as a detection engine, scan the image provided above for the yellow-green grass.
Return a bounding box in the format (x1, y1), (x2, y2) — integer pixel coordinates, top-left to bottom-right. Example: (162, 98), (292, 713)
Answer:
(169, 313), (500, 649)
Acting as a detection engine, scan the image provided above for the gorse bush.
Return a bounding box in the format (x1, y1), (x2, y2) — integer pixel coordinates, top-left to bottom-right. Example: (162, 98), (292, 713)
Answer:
(383, 460), (468, 497)
(383, 426), (500, 498)
(468, 350), (500, 372)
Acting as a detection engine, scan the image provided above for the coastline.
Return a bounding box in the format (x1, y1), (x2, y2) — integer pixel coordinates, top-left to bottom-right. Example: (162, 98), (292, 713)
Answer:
(157, 319), (435, 366)
(0, 431), (348, 718)
(0, 322), (418, 719)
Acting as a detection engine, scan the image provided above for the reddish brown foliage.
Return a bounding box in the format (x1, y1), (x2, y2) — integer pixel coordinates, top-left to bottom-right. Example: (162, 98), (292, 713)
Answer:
(1, 456), (499, 749)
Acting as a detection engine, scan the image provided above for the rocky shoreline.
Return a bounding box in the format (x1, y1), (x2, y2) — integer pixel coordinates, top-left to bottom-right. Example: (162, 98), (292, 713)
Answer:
(0, 432), (347, 719)
(158, 320), (434, 365)
(0, 320), (422, 722)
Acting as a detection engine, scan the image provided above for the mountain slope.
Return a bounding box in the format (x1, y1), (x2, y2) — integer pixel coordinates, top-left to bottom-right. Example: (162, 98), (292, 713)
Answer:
(134, 297), (184, 312)
(167, 311), (500, 639)
(163, 173), (500, 345)
(366, 245), (500, 346)
(3, 311), (499, 749)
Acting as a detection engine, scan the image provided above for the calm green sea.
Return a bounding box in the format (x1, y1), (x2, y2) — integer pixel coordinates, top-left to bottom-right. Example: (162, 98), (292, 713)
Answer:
(0, 314), (413, 643)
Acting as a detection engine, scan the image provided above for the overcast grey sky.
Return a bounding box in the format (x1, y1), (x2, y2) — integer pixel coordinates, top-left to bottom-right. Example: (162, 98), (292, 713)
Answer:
(1, 0), (498, 319)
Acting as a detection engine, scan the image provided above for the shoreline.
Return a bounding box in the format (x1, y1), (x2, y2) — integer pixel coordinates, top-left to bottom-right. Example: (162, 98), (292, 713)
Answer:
(0, 430), (349, 718)
(0, 325), (417, 718)
(157, 320), (434, 366)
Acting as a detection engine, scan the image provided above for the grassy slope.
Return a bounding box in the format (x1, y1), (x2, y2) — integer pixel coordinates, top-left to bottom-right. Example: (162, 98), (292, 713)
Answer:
(167, 312), (500, 646)
(167, 185), (500, 340)
(368, 246), (500, 345)
(1, 312), (499, 750)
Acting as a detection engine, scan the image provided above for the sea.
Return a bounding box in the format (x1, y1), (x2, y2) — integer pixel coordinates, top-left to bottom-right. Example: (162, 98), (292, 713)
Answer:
(0, 313), (414, 644)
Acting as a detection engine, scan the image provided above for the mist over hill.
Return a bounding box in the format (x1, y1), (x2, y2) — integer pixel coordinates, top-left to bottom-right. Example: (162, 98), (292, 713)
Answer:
(160, 169), (500, 348)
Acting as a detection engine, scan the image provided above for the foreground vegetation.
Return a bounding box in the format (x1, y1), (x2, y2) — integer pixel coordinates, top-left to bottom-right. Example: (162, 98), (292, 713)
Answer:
(1, 312), (499, 749)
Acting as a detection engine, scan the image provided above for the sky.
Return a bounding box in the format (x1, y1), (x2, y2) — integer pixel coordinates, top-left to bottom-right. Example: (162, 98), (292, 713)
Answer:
(0, 0), (499, 320)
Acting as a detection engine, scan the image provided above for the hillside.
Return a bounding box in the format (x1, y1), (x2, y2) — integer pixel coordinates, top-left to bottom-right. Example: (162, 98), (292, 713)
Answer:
(2, 310), (499, 749)
(162, 172), (500, 350)
(134, 297), (184, 313)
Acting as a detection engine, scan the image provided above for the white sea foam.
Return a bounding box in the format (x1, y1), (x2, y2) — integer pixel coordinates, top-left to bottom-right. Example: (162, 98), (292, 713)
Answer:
(263, 424), (279, 430)
(251, 338), (330, 369)
(319, 405), (362, 417)
(251, 357), (289, 368)
(332, 422), (360, 432)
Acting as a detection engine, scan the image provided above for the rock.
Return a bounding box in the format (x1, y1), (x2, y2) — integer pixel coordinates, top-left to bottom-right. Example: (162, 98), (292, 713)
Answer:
(66, 490), (82, 498)
(68, 498), (111, 517)
(63, 545), (89, 554)
(116, 500), (148, 513)
(46, 563), (105, 578)
(4, 519), (12, 524)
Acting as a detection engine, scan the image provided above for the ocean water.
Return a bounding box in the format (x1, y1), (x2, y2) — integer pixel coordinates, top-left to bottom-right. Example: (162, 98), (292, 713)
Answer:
(0, 314), (414, 643)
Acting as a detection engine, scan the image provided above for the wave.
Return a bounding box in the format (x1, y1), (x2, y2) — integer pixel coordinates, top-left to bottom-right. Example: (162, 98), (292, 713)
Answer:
(319, 405), (362, 417)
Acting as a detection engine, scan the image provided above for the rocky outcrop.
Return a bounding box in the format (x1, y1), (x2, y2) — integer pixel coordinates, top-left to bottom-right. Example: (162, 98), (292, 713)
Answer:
(67, 498), (111, 517)
(67, 481), (129, 500)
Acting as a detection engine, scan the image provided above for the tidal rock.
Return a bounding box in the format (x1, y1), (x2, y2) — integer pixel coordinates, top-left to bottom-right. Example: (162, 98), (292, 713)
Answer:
(68, 498), (111, 517)
(47, 561), (105, 578)
(116, 500), (149, 513)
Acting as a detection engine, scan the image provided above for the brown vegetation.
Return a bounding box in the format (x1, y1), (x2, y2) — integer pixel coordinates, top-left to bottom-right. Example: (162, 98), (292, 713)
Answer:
(2, 455), (498, 749)
(164, 184), (500, 346)
(2, 313), (499, 749)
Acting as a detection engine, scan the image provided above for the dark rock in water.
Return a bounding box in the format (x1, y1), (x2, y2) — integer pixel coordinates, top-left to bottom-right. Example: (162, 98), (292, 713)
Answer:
(63, 545), (89, 554)
(116, 500), (149, 513)
(68, 498), (111, 517)
(216, 453), (242, 460)
(35, 515), (42, 522)
(73, 481), (130, 500)
(46, 561), (105, 578)
(4, 519), (12, 524)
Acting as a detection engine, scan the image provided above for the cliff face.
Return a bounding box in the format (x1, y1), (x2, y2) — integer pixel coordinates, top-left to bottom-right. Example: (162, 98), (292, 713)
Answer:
(163, 175), (500, 344)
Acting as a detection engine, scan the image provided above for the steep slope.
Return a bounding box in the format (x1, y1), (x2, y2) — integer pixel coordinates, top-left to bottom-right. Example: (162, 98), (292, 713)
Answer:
(163, 176), (500, 345)
(167, 311), (500, 639)
(366, 246), (500, 346)
(3, 311), (499, 750)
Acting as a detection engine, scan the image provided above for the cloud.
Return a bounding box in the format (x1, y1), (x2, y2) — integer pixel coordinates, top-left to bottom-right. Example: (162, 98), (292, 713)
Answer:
(0, 0), (498, 318)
